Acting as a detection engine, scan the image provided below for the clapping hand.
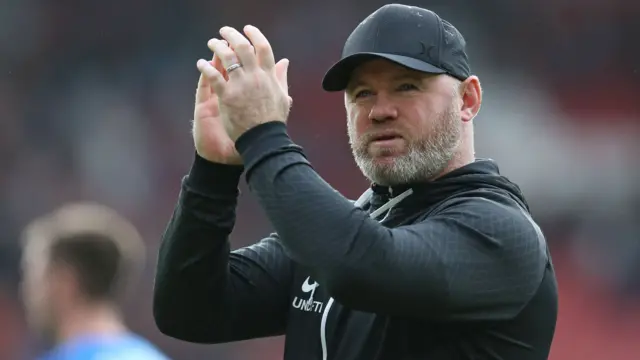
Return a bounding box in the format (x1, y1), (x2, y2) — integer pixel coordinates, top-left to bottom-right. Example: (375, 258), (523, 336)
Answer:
(196, 25), (292, 142)
(192, 51), (243, 164)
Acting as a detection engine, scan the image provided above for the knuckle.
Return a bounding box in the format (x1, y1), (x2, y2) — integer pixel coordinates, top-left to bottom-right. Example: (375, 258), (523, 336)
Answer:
(254, 43), (270, 53)
(219, 48), (236, 62)
(222, 53), (236, 63)
(204, 69), (219, 81)
(235, 42), (253, 53)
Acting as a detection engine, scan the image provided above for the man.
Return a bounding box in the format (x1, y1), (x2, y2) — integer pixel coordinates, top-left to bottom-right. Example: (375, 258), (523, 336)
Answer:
(153, 4), (557, 360)
(21, 202), (170, 360)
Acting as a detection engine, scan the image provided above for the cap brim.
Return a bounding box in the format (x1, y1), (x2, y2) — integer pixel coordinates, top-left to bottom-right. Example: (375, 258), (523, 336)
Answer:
(321, 53), (447, 92)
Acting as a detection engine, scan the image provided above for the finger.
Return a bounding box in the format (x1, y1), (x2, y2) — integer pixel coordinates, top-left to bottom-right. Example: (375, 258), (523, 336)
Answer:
(219, 27), (257, 69)
(243, 25), (275, 69)
(196, 52), (220, 103)
(274, 58), (290, 93)
(197, 59), (226, 96)
(212, 53), (229, 81)
(207, 38), (241, 73)
(195, 69), (211, 104)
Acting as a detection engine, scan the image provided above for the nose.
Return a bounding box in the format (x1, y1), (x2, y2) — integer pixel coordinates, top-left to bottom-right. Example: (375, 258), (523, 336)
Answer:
(368, 93), (398, 123)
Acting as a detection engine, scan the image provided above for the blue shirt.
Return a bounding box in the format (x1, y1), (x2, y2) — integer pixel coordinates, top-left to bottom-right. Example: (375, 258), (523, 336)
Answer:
(38, 333), (169, 360)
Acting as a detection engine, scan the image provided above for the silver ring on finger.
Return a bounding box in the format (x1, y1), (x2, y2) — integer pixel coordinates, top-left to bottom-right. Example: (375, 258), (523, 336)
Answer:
(226, 63), (243, 74)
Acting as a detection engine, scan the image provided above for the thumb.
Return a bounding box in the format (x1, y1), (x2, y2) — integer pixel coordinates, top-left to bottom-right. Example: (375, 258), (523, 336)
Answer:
(275, 58), (290, 93)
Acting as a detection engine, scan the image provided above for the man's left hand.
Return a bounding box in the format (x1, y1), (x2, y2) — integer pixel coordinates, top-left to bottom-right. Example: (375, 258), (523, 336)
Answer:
(197, 25), (292, 142)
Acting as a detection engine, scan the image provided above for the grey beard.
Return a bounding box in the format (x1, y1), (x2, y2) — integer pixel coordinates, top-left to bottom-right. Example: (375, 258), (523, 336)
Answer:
(349, 110), (461, 186)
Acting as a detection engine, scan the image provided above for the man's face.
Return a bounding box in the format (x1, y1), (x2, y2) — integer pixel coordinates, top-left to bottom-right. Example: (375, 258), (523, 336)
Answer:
(345, 59), (462, 186)
(20, 242), (57, 341)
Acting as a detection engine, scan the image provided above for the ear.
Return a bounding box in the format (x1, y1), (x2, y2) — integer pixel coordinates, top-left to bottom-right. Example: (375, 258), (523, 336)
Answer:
(459, 76), (482, 122)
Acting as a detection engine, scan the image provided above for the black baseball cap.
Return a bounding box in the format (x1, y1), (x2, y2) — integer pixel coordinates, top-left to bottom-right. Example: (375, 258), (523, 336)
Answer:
(322, 4), (470, 92)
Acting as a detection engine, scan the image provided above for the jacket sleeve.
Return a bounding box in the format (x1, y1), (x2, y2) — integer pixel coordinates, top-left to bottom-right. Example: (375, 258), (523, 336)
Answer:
(153, 154), (293, 343)
(234, 122), (548, 321)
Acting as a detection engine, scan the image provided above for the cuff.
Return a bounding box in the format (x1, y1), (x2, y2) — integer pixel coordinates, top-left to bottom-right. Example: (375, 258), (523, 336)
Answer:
(185, 153), (244, 196)
(235, 121), (304, 180)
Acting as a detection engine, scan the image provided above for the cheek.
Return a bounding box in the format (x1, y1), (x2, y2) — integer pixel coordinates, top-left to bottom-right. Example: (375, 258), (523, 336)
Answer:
(403, 105), (440, 134)
(347, 106), (370, 136)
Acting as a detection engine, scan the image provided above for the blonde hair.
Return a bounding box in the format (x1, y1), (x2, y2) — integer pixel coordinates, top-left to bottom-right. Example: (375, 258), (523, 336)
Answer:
(22, 202), (146, 299)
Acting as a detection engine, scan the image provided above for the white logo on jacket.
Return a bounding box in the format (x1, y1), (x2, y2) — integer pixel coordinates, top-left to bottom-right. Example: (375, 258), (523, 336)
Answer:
(292, 276), (324, 313)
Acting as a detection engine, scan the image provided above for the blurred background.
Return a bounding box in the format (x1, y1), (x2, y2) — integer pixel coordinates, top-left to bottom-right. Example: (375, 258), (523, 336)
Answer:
(1, 0), (639, 359)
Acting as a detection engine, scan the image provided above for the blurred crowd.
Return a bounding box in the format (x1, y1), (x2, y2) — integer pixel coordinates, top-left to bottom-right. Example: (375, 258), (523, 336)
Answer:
(1, 0), (639, 359)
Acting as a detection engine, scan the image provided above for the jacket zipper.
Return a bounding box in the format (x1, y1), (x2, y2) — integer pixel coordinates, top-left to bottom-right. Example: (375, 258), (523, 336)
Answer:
(320, 297), (335, 360)
(319, 188), (413, 360)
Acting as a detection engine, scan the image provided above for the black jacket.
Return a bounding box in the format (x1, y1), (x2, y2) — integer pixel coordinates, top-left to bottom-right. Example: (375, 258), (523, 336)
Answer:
(153, 122), (558, 360)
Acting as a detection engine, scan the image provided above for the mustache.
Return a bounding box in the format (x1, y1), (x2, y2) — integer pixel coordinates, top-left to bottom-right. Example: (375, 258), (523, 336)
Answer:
(359, 129), (406, 143)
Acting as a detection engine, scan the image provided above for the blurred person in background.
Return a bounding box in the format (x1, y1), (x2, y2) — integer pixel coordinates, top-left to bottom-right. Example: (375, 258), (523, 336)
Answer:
(154, 4), (557, 360)
(21, 202), (170, 360)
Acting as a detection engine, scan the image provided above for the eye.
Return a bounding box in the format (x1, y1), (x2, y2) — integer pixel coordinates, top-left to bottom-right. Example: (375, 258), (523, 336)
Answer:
(354, 89), (373, 98)
(397, 83), (418, 91)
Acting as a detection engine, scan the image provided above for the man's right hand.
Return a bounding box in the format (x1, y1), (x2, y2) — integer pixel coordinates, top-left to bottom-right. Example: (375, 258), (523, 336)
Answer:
(193, 53), (242, 165)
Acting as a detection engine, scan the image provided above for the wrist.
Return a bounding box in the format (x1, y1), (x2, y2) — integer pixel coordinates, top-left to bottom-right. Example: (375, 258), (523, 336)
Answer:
(186, 153), (244, 196)
(235, 121), (306, 181)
